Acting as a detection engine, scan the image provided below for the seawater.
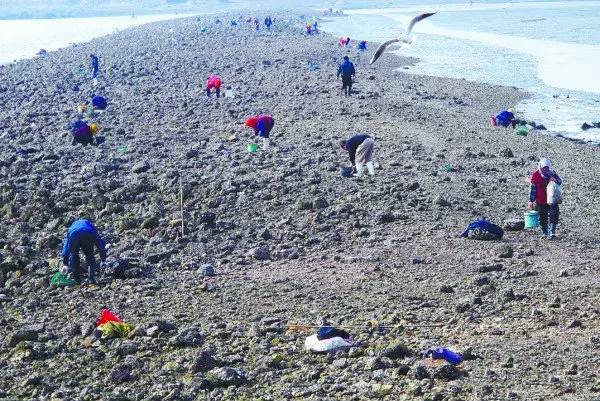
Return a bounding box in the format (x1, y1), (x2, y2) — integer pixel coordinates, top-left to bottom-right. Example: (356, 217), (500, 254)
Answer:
(0, 14), (191, 65)
(321, 1), (600, 141)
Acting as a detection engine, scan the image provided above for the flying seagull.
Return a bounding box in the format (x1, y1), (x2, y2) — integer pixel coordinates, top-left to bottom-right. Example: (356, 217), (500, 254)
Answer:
(370, 12), (437, 65)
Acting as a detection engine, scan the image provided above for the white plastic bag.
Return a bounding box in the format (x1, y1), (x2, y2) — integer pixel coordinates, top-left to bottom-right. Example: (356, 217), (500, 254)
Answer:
(547, 181), (563, 205)
(304, 334), (353, 353)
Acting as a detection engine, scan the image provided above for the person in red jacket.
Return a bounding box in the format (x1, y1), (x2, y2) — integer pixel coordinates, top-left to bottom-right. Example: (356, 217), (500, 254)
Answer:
(206, 75), (222, 98)
(244, 114), (274, 150)
(528, 158), (562, 238)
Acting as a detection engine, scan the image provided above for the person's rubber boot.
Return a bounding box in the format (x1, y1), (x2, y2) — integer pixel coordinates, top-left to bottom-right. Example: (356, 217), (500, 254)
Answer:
(540, 226), (548, 239)
(68, 271), (82, 285)
(353, 163), (365, 177)
(87, 264), (98, 285)
(366, 161), (375, 176)
(548, 223), (557, 239)
(262, 137), (270, 151)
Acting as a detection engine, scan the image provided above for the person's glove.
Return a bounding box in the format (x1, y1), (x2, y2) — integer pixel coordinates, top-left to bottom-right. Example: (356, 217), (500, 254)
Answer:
(527, 201), (534, 209)
(60, 265), (69, 275)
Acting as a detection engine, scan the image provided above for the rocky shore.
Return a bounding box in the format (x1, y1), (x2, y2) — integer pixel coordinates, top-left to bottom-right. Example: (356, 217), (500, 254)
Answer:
(0, 12), (599, 401)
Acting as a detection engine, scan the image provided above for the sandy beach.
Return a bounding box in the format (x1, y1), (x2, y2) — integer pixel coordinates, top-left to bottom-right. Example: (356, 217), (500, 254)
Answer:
(0, 12), (599, 401)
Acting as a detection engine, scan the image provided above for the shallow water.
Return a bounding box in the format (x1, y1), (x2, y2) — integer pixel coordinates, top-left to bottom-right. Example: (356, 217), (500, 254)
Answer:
(0, 14), (191, 65)
(321, 1), (600, 140)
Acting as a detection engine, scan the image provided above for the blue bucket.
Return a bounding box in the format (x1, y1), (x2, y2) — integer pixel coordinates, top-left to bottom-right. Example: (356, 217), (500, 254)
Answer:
(524, 211), (539, 229)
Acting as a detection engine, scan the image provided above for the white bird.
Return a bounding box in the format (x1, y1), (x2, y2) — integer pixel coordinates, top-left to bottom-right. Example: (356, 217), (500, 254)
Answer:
(369, 12), (437, 65)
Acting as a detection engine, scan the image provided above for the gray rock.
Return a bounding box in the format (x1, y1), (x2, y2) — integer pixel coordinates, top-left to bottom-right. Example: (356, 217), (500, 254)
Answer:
(8, 328), (39, 347)
(433, 364), (463, 380)
(380, 341), (413, 359)
(503, 219), (524, 231)
(191, 350), (219, 373)
(499, 148), (514, 158)
(200, 263), (215, 277)
(146, 319), (177, 337)
(366, 357), (385, 371)
(132, 161), (150, 174)
(251, 245), (271, 261)
(478, 264), (504, 273)
(503, 287), (516, 302)
(413, 364), (430, 380)
(434, 195), (451, 207)
(496, 244), (513, 258)
(377, 211), (396, 224)
(108, 364), (133, 383)
(312, 197), (329, 209)
(171, 327), (204, 347)
(116, 341), (139, 356)
(440, 284), (455, 294)
(123, 355), (143, 369)
(207, 367), (247, 387)
(260, 228), (272, 240)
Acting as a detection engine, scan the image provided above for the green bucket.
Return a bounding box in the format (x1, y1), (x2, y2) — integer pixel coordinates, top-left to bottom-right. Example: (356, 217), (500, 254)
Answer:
(515, 125), (529, 136)
(524, 210), (540, 229)
(50, 272), (77, 287)
(247, 143), (258, 153)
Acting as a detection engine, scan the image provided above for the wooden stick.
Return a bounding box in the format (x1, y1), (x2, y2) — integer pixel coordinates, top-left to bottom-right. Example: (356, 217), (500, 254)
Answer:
(179, 176), (184, 237)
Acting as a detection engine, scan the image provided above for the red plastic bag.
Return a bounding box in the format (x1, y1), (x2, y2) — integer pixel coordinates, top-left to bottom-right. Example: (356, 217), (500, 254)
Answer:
(96, 309), (123, 327)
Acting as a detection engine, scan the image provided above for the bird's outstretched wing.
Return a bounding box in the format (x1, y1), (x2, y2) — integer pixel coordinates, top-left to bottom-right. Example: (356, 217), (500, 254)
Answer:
(405, 12), (437, 36)
(369, 38), (400, 64)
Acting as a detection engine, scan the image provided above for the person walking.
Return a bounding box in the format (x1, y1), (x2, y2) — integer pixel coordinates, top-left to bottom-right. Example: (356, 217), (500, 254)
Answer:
(337, 56), (355, 97)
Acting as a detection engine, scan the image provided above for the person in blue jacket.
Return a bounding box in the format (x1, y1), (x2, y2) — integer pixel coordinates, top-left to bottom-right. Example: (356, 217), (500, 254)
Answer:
(337, 56), (356, 97)
(61, 219), (107, 284)
(494, 108), (516, 128)
(264, 16), (272, 30)
(90, 54), (99, 85)
(340, 134), (375, 176)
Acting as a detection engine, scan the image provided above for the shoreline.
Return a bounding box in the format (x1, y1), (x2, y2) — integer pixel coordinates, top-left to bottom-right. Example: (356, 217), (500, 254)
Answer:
(319, 10), (600, 142)
(1, 11), (599, 401)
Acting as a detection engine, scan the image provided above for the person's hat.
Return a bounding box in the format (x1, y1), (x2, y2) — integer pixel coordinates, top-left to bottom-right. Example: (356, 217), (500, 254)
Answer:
(507, 107), (515, 113)
(89, 123), (100, 134)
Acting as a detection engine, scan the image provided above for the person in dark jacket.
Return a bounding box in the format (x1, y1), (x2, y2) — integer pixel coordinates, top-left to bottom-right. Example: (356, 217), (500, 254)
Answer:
(528, 158), (562, 238)
(90, 54), (99, 85)
(264, 16), (272, 30)
(61, 219), (107, 284)
(337, 56), (355, 97)
(340, 134), (375, 176)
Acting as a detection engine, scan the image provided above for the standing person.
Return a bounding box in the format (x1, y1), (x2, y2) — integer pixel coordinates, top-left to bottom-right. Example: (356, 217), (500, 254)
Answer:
(337, 56), (355, 97)
(90, 54), (99, 86)
(264, 16), (272, 30)
(528, 158), (562, 238)
(245, 114), (275, 150)
(61, 219), (107, 284)
(340, 134), (375, 177)
(206, 75), (222, 98)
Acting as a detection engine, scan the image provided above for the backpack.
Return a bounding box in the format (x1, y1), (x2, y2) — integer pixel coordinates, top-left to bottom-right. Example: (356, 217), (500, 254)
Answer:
(460, 219), (504, 240)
